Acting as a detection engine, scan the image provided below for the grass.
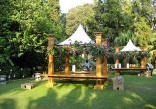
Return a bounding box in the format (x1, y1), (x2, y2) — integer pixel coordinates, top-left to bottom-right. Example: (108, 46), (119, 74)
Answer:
(0, 70), (156, 109)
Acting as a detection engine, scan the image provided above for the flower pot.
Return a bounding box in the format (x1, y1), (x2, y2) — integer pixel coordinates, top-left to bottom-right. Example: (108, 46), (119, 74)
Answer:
(72, 65), (76, 72)
(119, 63), (121, 68)
(126, 63), (129, 68)
(115, 64), (118, 68)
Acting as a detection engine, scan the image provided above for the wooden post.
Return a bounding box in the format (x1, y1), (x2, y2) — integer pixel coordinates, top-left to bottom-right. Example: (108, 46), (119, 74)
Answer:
(96, 56), (102, 76)
(63, 51), (71, 81)
(141, 58), (146, 68)
(103, 57), (108, 75)
(141, 46), (147, 68)
(95, 32), (102, 76)
(102, 38), (108, 46)
(115, 46), (120, 75)
(115, 46), (120, 64)
(48, 54), (54, 74)
(65, 54), (70, 75)
(94, 32), (104, 90)
(46, 34), (57, 87)
(102, 38), (108, 75)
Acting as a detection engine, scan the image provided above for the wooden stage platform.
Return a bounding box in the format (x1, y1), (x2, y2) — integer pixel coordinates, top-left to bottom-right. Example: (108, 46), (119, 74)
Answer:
(112, 68), (147, 70)
(45, 71), (111, 90)
(40, 71), (111, 80)
(48, 71), (111, 80)
(112, 68), (147, 75)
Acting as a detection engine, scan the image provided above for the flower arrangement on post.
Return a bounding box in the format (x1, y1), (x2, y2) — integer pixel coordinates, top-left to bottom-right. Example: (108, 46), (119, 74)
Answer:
(121, 51), (141, 68)
(47, 46), (56, 55)
(87, 42), (114, 60)
(48, 40), (117, 61)
(123, 52), (130, 63)
(139, 51), (150, 58)
(49, 41), (84, 57)
(121, 51), (131, 68)
(112, 53), (121, 63)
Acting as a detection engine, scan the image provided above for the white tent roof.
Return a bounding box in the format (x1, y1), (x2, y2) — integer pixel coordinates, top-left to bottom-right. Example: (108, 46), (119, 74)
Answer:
(58, 24), (94, 45)
(120, 39), (142, 51)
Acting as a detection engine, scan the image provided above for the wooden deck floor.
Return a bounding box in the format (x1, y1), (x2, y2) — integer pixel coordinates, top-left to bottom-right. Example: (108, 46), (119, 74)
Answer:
(112, 68), (147, 70)
(47, 71), (111, 80)
(40, 71), (111, 81)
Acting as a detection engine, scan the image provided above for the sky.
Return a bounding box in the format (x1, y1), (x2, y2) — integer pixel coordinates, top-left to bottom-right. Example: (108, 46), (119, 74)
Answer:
(59, 0), (94, 13)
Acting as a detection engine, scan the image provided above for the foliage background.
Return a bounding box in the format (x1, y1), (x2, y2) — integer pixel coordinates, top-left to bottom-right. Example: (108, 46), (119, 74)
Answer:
(0, 0), (156, 78)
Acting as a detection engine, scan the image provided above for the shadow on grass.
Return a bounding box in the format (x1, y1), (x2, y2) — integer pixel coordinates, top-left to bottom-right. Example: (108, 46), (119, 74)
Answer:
(119, 71), (142, 75)
(0, 98), (16, 109)
(0, 73), (156, 109)
(27, 76), (156, 109)
(0, 78), (47, 95)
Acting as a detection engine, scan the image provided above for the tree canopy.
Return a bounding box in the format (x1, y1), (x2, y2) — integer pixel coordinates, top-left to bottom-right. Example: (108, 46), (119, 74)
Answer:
(0, 0), (156, 70)
(0, 0), (62, 68)
(65, 0), (156, 64)
(65, 3), (94, 38)
(87, 0), (156, 47)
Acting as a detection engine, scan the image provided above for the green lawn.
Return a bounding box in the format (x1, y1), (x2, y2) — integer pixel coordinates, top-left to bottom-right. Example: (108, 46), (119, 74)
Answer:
(0, 70), (156, 109)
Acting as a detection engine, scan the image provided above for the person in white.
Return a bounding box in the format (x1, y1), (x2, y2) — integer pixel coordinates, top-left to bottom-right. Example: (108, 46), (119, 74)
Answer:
(84, 59), (90, 71)
(146, 63), (154, 76)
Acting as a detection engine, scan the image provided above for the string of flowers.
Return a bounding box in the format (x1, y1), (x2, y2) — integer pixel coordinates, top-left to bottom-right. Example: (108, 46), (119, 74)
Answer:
(47, 41), (150, 60)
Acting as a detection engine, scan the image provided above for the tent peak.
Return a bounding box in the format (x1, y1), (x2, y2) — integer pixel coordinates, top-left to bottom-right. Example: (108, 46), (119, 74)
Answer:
(58, 24), (94, 45)
(120, 39), (142, 52)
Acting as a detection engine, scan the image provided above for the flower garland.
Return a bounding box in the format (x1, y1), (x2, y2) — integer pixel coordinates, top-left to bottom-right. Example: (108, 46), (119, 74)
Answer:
(47, 41), (150, 61)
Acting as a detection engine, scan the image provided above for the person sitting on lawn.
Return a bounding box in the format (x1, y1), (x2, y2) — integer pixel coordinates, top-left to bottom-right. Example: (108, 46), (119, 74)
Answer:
(146, 63), (154, 76)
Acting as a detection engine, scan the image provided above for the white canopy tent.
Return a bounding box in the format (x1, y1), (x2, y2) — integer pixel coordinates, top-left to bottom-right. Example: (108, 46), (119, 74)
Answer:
(58, 24), (94, 45)
(120, 39), (142, 52)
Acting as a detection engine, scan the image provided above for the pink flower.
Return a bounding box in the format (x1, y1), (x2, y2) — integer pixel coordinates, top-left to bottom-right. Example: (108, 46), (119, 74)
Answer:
(105, 52), (108, 56)
(73, 50), (76, 56)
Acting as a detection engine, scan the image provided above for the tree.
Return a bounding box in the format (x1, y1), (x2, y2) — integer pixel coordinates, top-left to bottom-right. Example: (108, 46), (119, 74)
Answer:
(0, 0), (14, 66)
(0, 0), (62, 69)
(87, 0), (133, 46)
(59, 13), (67, 42)
(65, 3), (94, 39)
(114, 0), (134, 46)
(86, 0), (156, 65)
(132, 0), (155, 46)
(87, 0), (156, 47)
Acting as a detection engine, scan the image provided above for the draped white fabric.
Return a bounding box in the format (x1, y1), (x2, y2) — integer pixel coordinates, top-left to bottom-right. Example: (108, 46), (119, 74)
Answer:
(58, 24), (94, 45)
(120, 39), (142, 51)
